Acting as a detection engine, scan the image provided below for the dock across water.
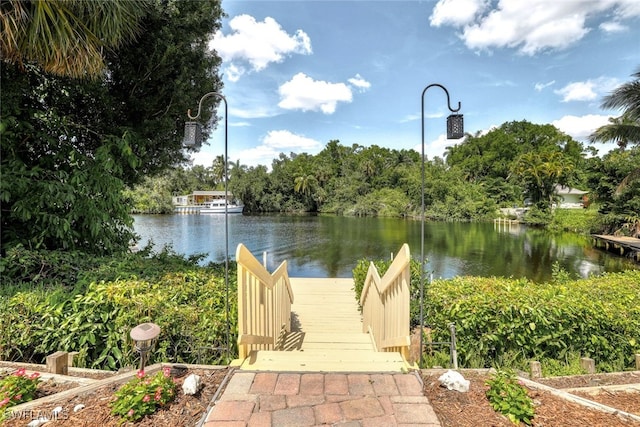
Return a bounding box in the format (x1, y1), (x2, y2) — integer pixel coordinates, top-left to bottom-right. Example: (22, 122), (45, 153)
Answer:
(592, 234), (640, 262)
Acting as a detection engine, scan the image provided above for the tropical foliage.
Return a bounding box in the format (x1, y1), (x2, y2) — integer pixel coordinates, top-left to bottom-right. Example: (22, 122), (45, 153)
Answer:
(424, 272), (640, 372)
(1, 0), (224, 255)
(589, 67), (640, 236)
(0, 247), (236, 370)
(0, 0), (145, 78)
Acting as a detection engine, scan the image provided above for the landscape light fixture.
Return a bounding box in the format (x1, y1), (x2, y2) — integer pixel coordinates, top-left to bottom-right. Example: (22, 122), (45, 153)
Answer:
(420, 84), (463, 368)
(183, 92), (231, 362)
(130, 322), (161, 370)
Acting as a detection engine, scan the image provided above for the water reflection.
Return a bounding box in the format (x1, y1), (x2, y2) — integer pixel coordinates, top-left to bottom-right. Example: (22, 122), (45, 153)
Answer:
(132, 214), (637, 282)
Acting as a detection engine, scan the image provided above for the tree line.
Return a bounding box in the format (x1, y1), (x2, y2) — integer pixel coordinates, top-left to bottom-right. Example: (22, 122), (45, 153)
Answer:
(132, 119), (639, 236)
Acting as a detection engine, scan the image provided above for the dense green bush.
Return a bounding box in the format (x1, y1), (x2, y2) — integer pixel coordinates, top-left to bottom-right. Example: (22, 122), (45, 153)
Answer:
(353, 259), (640, 372)
(548, 208), (598, 234)
(0, 249), (237, 370)
(424, 272), (640, 371)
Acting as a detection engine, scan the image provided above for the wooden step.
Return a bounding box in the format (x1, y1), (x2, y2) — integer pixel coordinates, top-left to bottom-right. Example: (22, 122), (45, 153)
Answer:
(277, 331), (373, 352)
(240, 349), (407, 372)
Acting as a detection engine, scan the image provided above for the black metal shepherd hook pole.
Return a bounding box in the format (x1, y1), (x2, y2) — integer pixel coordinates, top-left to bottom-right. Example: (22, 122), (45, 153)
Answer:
(420, 84), (463, 368)
(184, 92), (230, 362)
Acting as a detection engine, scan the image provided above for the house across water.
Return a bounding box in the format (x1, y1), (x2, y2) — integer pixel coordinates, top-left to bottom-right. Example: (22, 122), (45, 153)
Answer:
(554, 185), (588, 209)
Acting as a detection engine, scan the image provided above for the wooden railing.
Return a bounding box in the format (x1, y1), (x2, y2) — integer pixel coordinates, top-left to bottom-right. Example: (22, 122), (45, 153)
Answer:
(360, 244), (411, 360)
(236, 243), (295, 359)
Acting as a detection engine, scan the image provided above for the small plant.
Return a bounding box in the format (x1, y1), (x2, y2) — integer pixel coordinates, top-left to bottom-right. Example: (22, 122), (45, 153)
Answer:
(550, 261), (572, 284)
(485, 369), (535, 425)
(0, 368), (41, 420)
(541, 353), (588, 377)
(110, 367), (177, 422)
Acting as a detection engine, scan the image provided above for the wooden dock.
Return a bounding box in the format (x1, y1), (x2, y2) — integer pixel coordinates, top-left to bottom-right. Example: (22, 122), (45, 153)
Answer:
(239, 278), (408, 372)
(592, 235), (640, 261)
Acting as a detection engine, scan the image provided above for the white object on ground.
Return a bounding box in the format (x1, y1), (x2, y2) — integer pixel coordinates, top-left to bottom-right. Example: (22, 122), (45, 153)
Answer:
(438, 370), (470, 392)
(73, 403), (85, 412)
(27, 417), (48, 427)
(182, 373), (202, 395)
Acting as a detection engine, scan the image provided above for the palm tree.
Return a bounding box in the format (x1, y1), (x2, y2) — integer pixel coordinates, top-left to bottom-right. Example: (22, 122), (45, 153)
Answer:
(590, 67), (640, 193)
(1, 0), (145, 78)
(212, 155), (226, 186)
(294, 174), (317, 196)
(590, 114), (637, 150)
(512, 150), (570, 208)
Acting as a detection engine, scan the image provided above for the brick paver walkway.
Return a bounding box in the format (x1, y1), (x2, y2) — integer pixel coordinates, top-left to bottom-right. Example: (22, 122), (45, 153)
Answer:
(204, 371), (441, 426)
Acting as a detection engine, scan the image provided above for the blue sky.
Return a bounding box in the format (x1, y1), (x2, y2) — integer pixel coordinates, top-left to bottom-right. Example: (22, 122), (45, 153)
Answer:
(191, 0), (640, 168)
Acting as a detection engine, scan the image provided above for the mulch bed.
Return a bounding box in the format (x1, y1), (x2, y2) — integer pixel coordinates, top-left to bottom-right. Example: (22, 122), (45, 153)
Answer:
(2, 367), (230, 427)
(421, 370), (640, 427)
(4, 363), (640, 426)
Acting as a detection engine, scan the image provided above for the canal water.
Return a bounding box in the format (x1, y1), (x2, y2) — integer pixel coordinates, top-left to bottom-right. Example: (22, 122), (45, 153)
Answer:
(132, 214), (637, 282)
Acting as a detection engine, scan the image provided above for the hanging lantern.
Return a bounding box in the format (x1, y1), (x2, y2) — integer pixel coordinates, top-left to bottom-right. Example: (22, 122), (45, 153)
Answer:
(183, 122), (203, 147)
(446, 114), (464, 139)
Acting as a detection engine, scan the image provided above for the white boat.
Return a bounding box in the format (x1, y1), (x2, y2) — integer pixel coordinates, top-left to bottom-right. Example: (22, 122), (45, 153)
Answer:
(200, 200), (244, 214)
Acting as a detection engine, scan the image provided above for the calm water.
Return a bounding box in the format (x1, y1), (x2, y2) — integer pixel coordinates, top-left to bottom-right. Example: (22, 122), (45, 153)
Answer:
(132, 214), (637, 282)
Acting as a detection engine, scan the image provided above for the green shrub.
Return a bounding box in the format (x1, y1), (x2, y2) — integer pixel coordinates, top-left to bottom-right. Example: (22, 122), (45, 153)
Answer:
(540, 353), (587, 377)
(485, 369), (534, 425)
(424, 271), (640, 371)
(523, 205), (552, 226)
(110, 367), (176, 422)
(0, 249), (237, 370)
(548, 208), (598, 234)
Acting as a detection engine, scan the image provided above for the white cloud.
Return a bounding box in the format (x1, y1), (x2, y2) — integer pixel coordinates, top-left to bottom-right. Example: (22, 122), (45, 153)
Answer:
(555, 81), (598, 102)
(210, 15), (312, 79)
(400, 111), (445, 123)
(347, 74), (371, 92)
(413, 133), (468, 160)
(613, 0), (640, 18)
(552, 114), (611, 140)
(278, 73), (353, 114)
(555, 77), (619, 102)
(225, 63), (245, 83)
(430, 0), (640, 55)
(230, 104), (279, 120)
(191, 129), (323, 169)
(534, 80), (555, 91)
(190, 151), (216, 168)
(230, 121), (251, 127)
(599, 21), (627, 33)
(237, 130), (323, 168)
(430, 0), (489, 27)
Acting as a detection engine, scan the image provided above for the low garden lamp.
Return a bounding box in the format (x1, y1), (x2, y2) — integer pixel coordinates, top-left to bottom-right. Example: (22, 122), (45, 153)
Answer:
(130, 322), (161, 371)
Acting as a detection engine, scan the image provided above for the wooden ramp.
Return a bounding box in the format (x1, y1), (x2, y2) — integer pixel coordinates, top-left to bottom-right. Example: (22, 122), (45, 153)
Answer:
(239, 278), (408, 372)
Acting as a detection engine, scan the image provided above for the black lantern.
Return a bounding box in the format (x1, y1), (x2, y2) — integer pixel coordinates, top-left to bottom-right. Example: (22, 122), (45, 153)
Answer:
(447, 114), (464, 139)
(183, 121), (203, 147)
(130, 322), (161, 370)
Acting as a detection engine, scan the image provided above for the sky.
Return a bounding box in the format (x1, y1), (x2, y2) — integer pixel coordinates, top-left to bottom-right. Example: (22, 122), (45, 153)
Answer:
(190, 0), (640, 169)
